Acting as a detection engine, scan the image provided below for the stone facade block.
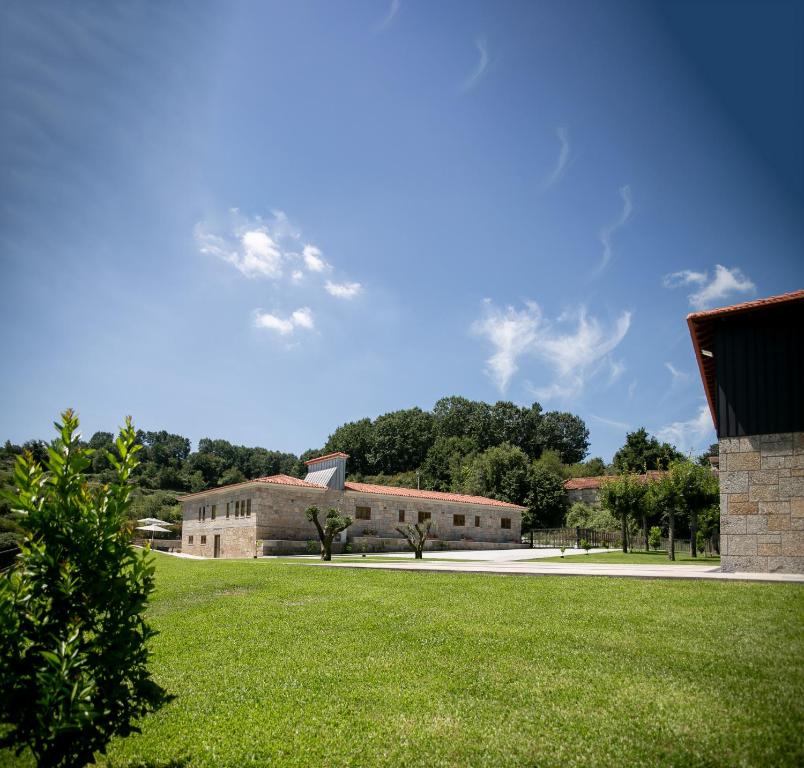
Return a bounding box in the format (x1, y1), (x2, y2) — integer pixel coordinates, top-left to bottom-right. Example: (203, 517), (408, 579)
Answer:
(720, 431), (804, 574)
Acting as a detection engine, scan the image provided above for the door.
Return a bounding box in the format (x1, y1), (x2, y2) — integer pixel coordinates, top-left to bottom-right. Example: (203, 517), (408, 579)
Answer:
(213, 535), (221, 559)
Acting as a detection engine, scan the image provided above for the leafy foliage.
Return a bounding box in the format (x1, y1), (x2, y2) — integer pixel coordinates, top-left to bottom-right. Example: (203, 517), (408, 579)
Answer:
(0, 410), (170, 768)
(564, 501), (619, 533)
(612, 428), (684, 473)
(599, 473), (649, 553)
(648, 526), (662, 551)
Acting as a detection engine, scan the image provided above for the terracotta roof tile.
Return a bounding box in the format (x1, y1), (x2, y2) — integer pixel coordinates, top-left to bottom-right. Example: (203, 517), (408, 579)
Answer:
(305, 451), (350, 465)
(564, 471), (667, 491)
(343, 481), (525, 510)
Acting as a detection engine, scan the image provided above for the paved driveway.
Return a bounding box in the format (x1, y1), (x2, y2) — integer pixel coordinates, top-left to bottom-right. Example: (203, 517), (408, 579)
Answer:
(364, 547), (609, 562)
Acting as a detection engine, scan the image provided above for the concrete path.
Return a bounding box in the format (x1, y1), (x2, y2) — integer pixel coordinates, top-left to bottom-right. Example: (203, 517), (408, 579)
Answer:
(335, 547), (608, 562)
(306, 557), (804, 583)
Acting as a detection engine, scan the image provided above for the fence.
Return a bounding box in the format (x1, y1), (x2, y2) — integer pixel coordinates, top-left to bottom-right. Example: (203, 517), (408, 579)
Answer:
(525, 527), (622, 549)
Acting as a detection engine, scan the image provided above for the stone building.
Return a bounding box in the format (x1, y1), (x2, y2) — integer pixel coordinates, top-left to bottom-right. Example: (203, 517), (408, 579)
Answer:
(687, 289), (804, 573)
(181, 451), (524, 558)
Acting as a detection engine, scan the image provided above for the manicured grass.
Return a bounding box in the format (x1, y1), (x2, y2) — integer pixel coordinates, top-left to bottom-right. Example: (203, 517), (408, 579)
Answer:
(5, 553), (802, 768)
(538, 550), (722, 565)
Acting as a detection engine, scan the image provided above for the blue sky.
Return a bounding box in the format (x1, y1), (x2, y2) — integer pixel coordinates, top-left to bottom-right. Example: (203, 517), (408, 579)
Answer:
(1, 0), (802, 461)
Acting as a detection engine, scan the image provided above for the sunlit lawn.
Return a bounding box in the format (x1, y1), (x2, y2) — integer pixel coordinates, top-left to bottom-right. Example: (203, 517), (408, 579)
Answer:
(538, 550), (722, 565)
(3, 552), (801, 768)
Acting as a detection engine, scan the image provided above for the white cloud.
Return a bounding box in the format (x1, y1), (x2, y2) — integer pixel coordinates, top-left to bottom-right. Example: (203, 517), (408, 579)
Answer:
(253, 307), (314, 336)
(656, 403), (714, 455)
(239, 230), (283, 278)
(460, 38), (489, 92)
(291, 270), (304, 283)
(597, 185), (633, 272)
(608, 359), (625, 385)
(376, 0), (400, 31)
(303, 244), (330, 272)
(542, 126), (570, 190)
(663, 264), (756, 310)
(325, 280), (363, 299)
(472, 300), (632, 397)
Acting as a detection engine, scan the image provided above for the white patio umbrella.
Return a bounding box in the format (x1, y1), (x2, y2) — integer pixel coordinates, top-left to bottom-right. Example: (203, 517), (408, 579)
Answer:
(135, 523), (172, 544)
(137, 517), (169, 526)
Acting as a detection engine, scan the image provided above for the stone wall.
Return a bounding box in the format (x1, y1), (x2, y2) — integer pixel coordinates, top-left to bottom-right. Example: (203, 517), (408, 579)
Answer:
(720, 431), (804, 573)
(566, 487), (601, 508)
(181, 482), (522, 558)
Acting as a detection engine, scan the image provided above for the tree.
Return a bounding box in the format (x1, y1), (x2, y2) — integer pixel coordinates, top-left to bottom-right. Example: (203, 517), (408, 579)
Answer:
(396, 519), (432, 559)
(647, 471), (682, 561)
(0, 410), (170, 768)
(524, 464), (566, 541)
(458, 444), (531, 505)
(537, 412), (589, 465)
(648, 526), (662, 551)
(669, 460), (719, 560)
(612, 428), (683, 473)
(305, 505), (352, 561)
(370, 408), (435, 475)
(420, 436), (477, 491)
(324, 418), (375, 475)
(697, 442), (719, 467)
(599, 473), (648, 553)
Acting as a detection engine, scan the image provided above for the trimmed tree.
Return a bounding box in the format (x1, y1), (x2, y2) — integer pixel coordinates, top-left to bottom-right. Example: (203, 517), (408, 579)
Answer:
(396, 519), (432, 559)
(599, 473), (648, 554)
(0, 410), (171, 768)
(669, 460), (719, 559)
(305, 506), (352, 561)
(524, 464), (566, 546)
(648, 471), (682, 561)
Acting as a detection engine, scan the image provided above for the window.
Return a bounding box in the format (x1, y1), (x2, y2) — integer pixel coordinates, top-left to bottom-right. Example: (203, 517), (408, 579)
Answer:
(235, 500), (240, 517)
(202, 506), (206, 521)
(453, 514), (465, 527)
(501, 518), (511, 529)
(211, 504), (216, 521)
(197, 508), (201, 522)
(200, 535), (207, 544)
(246, 499), (252, 517)
(475, 515), (480, 527)
(356, 506), (371, 520)
(226, 502), (230, 519)
(188, 535), (194, 544)
(398, 510), (405, 523)
(417, 511), (431, 523)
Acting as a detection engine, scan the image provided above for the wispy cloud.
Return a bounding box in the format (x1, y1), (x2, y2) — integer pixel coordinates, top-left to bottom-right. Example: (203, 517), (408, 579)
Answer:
(375, 0), (400, 32)
(460, 38), (489, 92)
(542, 127), (570, 190)
(591, 414), (632, 431)
(665, 362), (689, 383)
(325, 280), (363, 299)
(608, 359), (625, 385)
(656, 403), (714, 455)
(627, 380), (638, 400)
(596, 185), (633, 272)
(663, 264), (756, 310)
(472, 300), (632, 398)
(253, 307), (314, 336)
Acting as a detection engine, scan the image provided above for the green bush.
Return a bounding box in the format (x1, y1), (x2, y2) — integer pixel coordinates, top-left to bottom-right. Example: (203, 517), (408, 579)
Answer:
(580, 538), (591, 553)
(0, 410), (171, 768)
(648, 526), (662, 551)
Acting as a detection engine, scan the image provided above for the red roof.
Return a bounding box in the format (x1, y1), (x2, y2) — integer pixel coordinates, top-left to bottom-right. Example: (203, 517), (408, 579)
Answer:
(343, 481), (525, 510)
(180, 473), (323, 499)
(564, 471), (667, 491)
(687, 289), (804, 427)
(305, 451), (350, 465)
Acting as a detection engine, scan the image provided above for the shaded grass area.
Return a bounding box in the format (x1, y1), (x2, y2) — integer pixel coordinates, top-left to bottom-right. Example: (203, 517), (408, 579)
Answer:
(538, 550), (721, 565)
(5, 553), (802, 768)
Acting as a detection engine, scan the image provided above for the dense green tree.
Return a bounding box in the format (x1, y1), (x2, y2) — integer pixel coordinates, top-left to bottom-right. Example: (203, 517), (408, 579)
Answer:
(420, 436), (478, 491)
(697, 442), (720, 467)
(599, 473), (649, 553)
(537, 412), (589, 464)
(0, 411), (170, 767)
(564, 501), (619, 532)
(138, 430), (191, 468)
(524, 464), (566, 535)
(324, 418), (375, 475)
(669, 460), (719, 559)
(612, 428), (683, 473)
(459, 444), (531, 505)
(647, 472), (682, 560)
(432, 396), (493, 448)
(370, 408), (435, 475)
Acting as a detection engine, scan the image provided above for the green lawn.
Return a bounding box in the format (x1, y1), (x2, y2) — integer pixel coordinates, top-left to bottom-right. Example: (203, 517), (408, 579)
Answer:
(5, 553), (802, 768)
(538, 550), (722, 565)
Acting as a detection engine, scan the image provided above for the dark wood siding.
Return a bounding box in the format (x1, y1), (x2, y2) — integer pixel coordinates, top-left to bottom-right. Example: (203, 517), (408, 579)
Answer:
(714, 302), (804, 437)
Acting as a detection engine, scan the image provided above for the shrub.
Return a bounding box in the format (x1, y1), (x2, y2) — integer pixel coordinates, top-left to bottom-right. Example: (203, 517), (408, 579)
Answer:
(306, 540), (318, 554)
(559, 546), (566, 558)
(580, 538), (591, 554)
(648, 526), (662, 551)
(696, 530), (707, 555)
(0, 410), (170, 768)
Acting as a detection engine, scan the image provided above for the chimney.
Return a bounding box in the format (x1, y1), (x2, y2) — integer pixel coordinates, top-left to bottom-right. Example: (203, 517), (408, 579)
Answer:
(304, 452), (348, 490)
